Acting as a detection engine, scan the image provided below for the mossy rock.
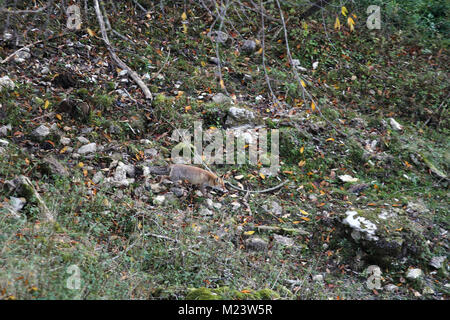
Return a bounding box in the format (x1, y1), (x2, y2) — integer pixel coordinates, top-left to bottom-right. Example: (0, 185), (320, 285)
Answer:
(185, 288), (220, 300)
(337, 208), (432, 267)
(186, 287), (280, 300)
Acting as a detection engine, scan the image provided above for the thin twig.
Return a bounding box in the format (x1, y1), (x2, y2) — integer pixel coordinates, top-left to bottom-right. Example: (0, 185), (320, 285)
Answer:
(93, 0), (153, 100)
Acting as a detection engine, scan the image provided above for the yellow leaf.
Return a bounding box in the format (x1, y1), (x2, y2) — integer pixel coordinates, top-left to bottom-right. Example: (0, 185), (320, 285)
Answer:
(241, 289), (252, 294)
(311, 101), (316, 112)
(200, 61), (206, 67)
(78, 162), (84, 168)
(300, 146), (304, 154)
(300, 209), (309, 215)
(56, 114), (62, 120)
(259, 173), (265, 180)
(60, 146), (68, 154)
(83, 169), (88, 177)
(300, 216), (310, 221)
(347, 17), (355, 32)
(341, 6), (348, 17)
(219, 79), (225, 89)
(298, 160), (306, 167)
(255, 47), (263, 55)
(244, 230), (255, 236)
(184, 105), (191, 112)
(326, 137), (335, 142)
(86, 28), (96, 37)
(334, 17), (341, 30)
(44, 100), (50, 109)
(300, 80), (306, 88)
(181, 11), (187, 20)
(182, 24), (188, 34)
(302, 21), (308, 31)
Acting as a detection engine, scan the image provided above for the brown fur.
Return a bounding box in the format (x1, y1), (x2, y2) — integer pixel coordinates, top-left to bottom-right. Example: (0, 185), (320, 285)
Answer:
(168, 164), (225, 195)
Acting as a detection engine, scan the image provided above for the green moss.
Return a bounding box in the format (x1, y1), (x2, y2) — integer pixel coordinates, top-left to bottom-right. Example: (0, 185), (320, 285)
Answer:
(185, 287), (220, 300)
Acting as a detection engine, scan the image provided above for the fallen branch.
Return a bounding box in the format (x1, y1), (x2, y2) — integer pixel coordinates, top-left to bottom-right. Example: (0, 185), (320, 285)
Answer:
(93, 0), (152, 100)
(15, 175), (55, 222)
(226, 179), (289, 194)
(0, 0), (53, 14)
(1, 33), (64, 64)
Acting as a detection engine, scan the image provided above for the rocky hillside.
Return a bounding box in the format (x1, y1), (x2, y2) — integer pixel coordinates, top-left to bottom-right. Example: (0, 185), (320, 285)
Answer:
(0, 1), (448, 299)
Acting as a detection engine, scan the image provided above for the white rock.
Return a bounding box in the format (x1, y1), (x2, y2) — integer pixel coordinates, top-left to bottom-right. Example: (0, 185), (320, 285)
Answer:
(0, 124), (11, 136)
(343, 211), (378, 241)
(92, 171), (104, 184)
(422, 287), (435, 295)
(199, 207), (213, 216)
(77, 136), (90, 144)
(212, 93), (231, 104)
(245, 237), (268, 251)
(14, 49), (31, 63)
(339, 174), (358, 183)
(32, 125), (50, 138)
(429, 256), (445, 269)
(60, 137), (71, 145)
(405, 268), (423, 280)
(153, 195), (166, 205)
(312, 274), (324, 282)
(389, 118), (403, 131)
(0, 76), (15, 90)
(384, 284), (399, 292)
(241, 39), (256, 52)
(274, 234), (294, 247)
(77, 143), (97, 154)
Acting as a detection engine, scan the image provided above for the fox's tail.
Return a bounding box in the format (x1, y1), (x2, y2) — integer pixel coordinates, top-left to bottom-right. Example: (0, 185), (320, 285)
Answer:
(147, 166), (170, 175)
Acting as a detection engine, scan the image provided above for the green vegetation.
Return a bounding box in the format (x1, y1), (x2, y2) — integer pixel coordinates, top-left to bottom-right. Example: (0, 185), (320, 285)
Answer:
(0, 0), (447, 300)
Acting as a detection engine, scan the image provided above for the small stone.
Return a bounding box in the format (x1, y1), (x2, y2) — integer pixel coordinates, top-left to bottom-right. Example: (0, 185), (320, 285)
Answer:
(422, 287), (435, 295)
(209, 30), (228, 43)
(338, 174), (358, 183)
(92, 171), (104, 184)
(405, 268), (423, 280)
(14, 48), (31, 63)
(273, 234), (294, 247)
(0, 124), (11, 136)
(389, 118), (403, 131)
(32, 124), (50, 138)
(241, 39), (256, 53)
(199, 207), (213, 216)
(60, 137), (71, 145)
(77, 143), (97, 154)
(0, 76), (15, 90)
(153, 195), (166, 205)
(245, 237), (268, 251)
(231, 201), (241, 211)
(170, 187), (185, 197)
(212, 93), (231, 104)
(77, 136), (90, 144)
(150, 183), (166, 193)
(384, 284), (399, 292)
(312, 274), (324, 282)
(429, 256), (445, 269)
(41, 66), (50, 74)
(212, 202), (222, 210)
(205, 198), (214, 209)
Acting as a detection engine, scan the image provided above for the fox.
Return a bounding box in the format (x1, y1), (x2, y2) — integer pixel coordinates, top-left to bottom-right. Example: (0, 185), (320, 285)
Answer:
(149, 164), (226, 196)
